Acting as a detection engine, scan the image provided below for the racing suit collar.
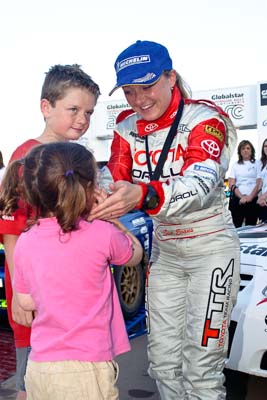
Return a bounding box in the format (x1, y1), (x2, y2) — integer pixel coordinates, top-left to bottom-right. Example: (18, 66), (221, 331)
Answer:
(136, 86), (182, 136)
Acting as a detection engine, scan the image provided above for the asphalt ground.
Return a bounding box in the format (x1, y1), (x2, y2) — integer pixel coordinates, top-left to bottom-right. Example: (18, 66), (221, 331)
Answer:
(0, 328), (267, 400)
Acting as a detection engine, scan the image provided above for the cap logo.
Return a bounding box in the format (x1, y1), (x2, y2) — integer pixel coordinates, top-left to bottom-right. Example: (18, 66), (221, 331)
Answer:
(116, 55), (151, 72)
(133, 72), (156, 84)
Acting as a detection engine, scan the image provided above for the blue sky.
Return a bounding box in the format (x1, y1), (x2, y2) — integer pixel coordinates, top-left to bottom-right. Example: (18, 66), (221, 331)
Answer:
(1, 0), (266, 161)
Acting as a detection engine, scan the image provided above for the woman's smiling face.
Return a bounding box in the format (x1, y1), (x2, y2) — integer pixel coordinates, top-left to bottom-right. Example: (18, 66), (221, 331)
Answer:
(122, 71), (176, 121)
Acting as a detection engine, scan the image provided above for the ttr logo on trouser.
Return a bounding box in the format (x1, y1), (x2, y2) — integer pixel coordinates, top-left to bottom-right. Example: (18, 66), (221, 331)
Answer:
(202, 259), (234, 347)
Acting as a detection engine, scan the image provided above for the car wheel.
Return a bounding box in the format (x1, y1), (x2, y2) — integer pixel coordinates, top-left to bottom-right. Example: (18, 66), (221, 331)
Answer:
(113, 262), (145, 320)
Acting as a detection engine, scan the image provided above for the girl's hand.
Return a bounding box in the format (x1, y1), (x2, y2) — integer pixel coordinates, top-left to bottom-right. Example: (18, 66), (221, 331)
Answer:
(12, 292), (34, 327)
(92, 187), (108, 210)
(91, 187), (122, 223)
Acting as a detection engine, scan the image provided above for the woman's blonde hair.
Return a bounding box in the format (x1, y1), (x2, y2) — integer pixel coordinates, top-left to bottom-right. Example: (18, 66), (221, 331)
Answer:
(163, 70), (192, 99)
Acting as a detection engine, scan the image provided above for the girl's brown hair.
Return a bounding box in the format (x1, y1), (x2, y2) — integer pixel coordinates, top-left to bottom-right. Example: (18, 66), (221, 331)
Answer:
(0, 142), (96, 233)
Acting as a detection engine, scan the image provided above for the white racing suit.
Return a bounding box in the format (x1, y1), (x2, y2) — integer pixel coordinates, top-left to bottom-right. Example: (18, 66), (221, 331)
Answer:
(100, 87), (240, 399)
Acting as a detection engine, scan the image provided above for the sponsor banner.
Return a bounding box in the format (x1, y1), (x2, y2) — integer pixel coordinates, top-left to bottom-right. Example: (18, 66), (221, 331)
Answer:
(257, 81), (267, 151)
(260, 83), (267, 106)
(92, 99), (130, 134)
(83, 100), (130, 161)
(193, 85), (257, 128)
(84, 84), (266, 161)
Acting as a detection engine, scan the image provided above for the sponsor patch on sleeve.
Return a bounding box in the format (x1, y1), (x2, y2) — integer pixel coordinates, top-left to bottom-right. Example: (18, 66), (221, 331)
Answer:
(193, 164), (218, 180)
(204, 125), (224, 142)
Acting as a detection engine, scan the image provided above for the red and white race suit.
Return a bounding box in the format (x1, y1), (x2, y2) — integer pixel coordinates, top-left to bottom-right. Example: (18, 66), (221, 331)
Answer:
(100, 87), (240, 400)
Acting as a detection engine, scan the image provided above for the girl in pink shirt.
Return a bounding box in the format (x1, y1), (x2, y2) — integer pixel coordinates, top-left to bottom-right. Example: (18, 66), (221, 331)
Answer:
(0, 141), (143, 400)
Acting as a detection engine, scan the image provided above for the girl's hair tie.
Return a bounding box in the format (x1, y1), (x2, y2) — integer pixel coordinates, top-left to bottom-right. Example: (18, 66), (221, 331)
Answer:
(65, 170), (74, 177)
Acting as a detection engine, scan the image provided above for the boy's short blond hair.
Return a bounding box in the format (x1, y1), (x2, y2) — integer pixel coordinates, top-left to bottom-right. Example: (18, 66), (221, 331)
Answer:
(41, 64), (100, 106)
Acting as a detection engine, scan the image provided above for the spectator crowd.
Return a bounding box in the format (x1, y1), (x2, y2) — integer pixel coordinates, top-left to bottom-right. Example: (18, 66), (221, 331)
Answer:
(228, 138), (267, 228)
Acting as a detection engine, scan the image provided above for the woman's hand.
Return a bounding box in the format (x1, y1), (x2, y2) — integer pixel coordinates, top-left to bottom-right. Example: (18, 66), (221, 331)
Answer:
(88, 181), (143, 221)
(239, 195), (252, 204)
(257, 194), (267, 207)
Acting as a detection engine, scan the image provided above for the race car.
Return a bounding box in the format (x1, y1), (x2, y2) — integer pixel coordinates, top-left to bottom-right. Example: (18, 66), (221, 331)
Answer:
(117, 214), (267, 377)
(226, 222), (267, 377)
(113, 210), (153, 319)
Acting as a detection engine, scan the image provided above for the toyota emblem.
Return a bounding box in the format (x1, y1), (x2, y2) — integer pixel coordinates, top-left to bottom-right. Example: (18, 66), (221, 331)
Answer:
(144, 123), (159, 133)
(201, 140), (221, 157)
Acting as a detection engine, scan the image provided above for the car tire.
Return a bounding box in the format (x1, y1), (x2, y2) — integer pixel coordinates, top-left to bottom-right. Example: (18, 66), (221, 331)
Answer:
(113, 262), (145, 320)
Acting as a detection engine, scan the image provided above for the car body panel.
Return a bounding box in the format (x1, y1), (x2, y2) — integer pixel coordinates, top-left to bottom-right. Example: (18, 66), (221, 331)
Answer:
(119, 210), (153, 259)
(226, 223), (267, 377)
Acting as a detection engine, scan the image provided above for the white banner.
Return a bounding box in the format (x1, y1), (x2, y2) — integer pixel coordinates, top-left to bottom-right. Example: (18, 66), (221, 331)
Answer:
(193, 85), (257, 128)
(84, 84), (263, 161)
(83, 100), (130, 161)
(257, 81), (267, 151)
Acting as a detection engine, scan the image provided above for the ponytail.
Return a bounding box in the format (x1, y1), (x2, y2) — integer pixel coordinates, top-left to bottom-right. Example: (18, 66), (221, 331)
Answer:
(0, 159), (24, 216)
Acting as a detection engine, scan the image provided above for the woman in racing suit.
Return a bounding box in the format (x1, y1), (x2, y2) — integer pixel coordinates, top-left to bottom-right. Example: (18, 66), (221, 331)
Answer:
(91, 40), (240, 400)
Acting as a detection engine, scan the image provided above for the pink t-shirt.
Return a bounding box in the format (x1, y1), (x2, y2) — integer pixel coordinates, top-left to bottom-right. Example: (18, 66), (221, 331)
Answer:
(13, 217), (132, 362)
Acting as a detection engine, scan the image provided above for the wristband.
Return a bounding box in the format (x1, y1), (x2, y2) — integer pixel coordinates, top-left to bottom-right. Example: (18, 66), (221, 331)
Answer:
(135, 182), (148, 210)
(141, 184), (160, 211)
(231, 185), (237, 192)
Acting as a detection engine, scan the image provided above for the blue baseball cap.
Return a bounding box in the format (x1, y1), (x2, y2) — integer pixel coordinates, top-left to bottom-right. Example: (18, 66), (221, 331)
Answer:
(109, 40), (173, 96)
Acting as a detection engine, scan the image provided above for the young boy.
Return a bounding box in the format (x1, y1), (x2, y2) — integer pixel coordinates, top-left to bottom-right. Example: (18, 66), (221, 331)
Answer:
(0, 64), (100, 400)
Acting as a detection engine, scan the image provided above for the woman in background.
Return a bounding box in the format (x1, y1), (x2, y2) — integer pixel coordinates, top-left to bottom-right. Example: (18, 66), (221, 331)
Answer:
(257, 138), (267, 222)
(228, 140), (261, 227)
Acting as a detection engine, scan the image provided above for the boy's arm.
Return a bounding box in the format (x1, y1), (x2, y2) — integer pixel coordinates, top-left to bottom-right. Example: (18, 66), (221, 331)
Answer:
(3, 234), (34, 327)
(3, 234), (18, 280)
